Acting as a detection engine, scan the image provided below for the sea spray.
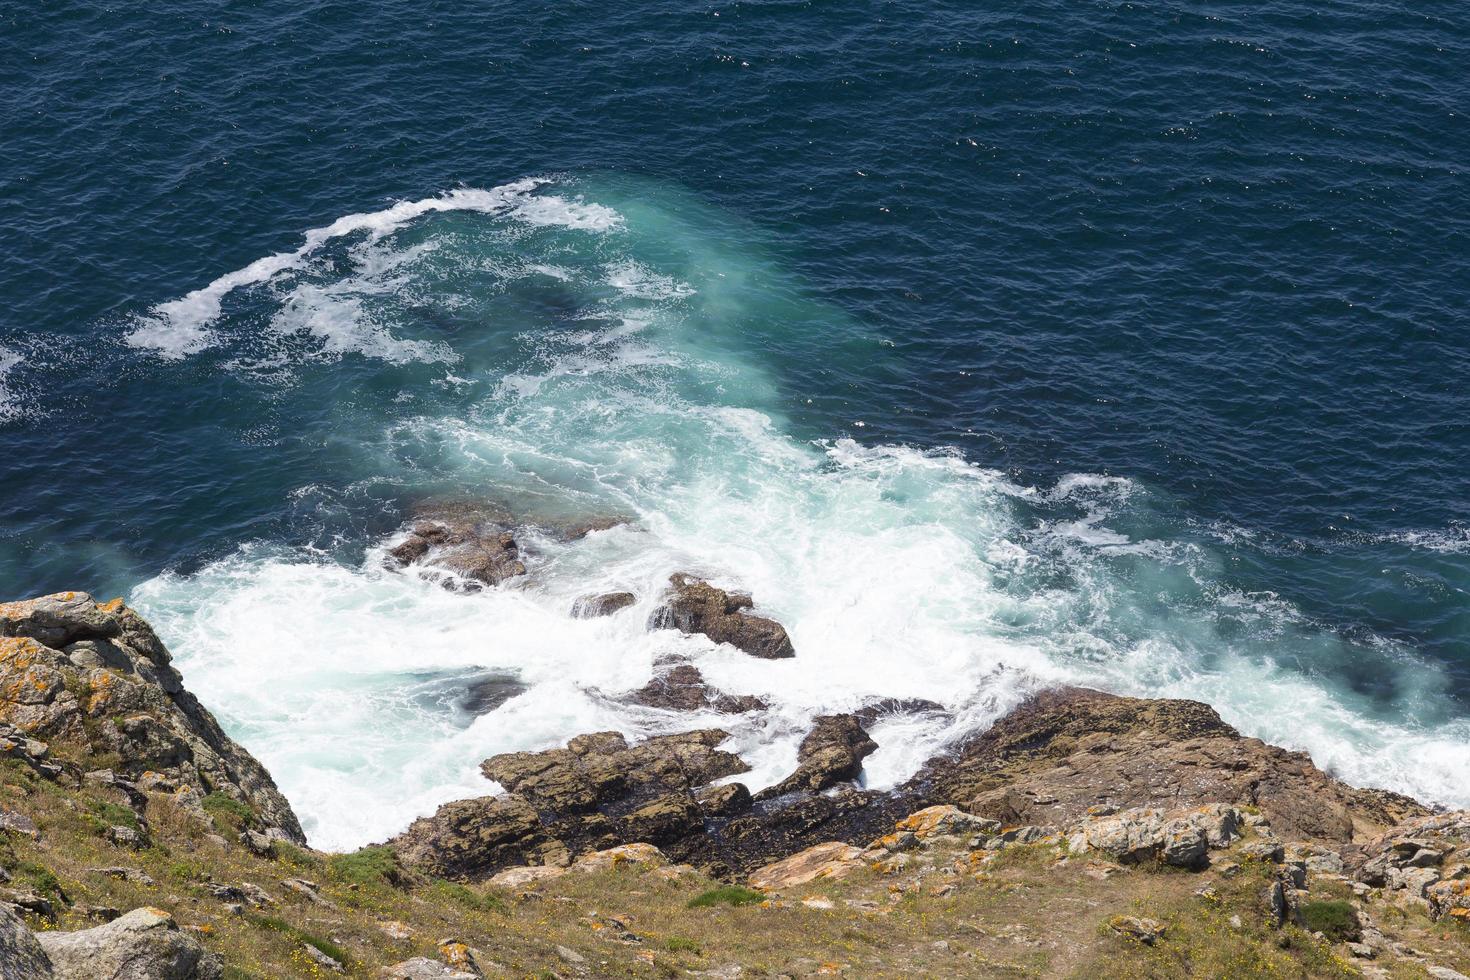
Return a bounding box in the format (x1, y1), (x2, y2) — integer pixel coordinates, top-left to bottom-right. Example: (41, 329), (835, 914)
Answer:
(126, 176), (1470, 850)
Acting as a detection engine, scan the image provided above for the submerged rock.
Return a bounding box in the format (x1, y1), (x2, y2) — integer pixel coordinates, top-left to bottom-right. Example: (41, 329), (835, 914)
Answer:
(571, 592), (637, 618)
(652, 574), (794, 659)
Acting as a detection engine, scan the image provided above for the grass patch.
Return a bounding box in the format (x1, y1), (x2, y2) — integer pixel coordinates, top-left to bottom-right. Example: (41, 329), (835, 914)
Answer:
(15, 860), (61, 898)
(429, 879), (507, 913)
(271, 841), (320, 869)
(87, 800), (139, 832)
(328, 845), (400, 888)
(687, 885), (766, 909)
(1297, 900), (1358, 941)
(252, 914), (350, 968)
(665, 935), (702, 954)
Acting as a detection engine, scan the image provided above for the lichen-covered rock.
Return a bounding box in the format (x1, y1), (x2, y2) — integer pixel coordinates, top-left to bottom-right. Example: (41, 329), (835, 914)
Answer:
(756, 714), (877, 800)
(748, 842), (865, 891)
(0, 593), (304, 844)
(380, 959), (479, 980)
(652, 574), (795, 659)
(0, 903), (52, 979)
(37, 907), (222, 979)
(391, 793), (545, 880)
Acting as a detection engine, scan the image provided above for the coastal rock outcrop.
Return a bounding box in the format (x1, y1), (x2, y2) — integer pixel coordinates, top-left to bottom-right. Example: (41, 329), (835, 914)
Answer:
(909, 687), (1426, 843)
(652, 574), (795, 659)
(385, 503), (526, 590)
(393, 729), (751, 878)
(0, 592), (304, 844)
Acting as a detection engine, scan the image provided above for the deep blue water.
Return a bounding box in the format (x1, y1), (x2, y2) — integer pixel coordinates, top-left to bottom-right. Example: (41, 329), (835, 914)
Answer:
(2, 1), (1467, 844)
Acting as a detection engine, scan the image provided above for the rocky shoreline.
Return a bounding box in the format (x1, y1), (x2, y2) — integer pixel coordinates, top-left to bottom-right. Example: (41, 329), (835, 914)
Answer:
(1, 582), (1467, 977)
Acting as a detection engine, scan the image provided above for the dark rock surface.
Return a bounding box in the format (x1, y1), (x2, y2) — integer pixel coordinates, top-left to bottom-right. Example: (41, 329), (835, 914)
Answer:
(755, 714), (878, 800)
(652, 574), (795, 659)
(625, 663), (766, 714)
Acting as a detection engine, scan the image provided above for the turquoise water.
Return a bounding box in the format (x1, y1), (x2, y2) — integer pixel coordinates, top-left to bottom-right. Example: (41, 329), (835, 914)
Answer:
(2, 2), (1467, 847)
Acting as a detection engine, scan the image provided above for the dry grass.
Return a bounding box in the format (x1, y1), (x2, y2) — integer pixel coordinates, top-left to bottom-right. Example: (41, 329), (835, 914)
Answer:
(2, 756), (1467, 977)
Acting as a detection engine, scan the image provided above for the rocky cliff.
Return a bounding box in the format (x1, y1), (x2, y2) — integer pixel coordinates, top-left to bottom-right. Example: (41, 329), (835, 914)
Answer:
(0, 591), (1465, 979)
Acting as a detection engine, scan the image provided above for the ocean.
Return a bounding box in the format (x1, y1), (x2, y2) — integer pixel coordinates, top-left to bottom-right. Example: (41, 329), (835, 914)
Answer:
(2, 0), (1466, 849)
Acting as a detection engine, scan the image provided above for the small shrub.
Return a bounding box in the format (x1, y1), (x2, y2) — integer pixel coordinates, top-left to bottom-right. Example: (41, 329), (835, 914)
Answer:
(429, 879), (507, 913)
(1298, 900), (1358, 941)
(665, 935), (702, 954)
(687, 886), (765, 908)
(328, 846), (400, 888)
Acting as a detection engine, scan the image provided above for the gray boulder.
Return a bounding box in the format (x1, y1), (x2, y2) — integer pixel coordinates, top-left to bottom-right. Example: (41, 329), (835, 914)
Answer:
(37, 907), (222, 979)
(0, 903), (53, 979)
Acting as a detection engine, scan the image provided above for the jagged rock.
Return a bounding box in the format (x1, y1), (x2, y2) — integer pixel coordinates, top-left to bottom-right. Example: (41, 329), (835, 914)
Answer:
(911, 687), (1425, 843)
(1350, 810), (1470, 919)
(302, 943), (345, 973)
(0, 888), (55, 921)
(892, 805), (997, 840)
(392, 794), (546, 880)
(626, 664), (766, 714)
(0, 593), (304, 844)
(0, 903), (52, 979)
(0, 809), (39, 839)
(749, 842), (865, 890)
(37, 907), (222, 979)
(652, 574), (795, 659)
(88, 867), (156, 886)
(620, 793), (703, 844)
(385, 504), (526, 590)
(571, 592), (637, 618)
(755, 714), (876, 800)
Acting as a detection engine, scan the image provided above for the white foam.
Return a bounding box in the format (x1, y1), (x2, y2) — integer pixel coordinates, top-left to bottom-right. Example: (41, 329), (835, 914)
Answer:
(0, 347), (21, 422)
(124, 179), (623, 359)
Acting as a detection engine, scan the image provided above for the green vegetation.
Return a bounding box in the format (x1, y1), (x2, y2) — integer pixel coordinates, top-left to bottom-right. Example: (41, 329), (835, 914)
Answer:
(201, 792), (256, 832)
(687, 885), (766, 908)
(327, 845), (400, 887)
(86, 799), (139, 831)
(429, 879), (507, 913)
(665, 935), (702, 954)
(1297, 900), (1358, 942)
(252, 914), (351, 969)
